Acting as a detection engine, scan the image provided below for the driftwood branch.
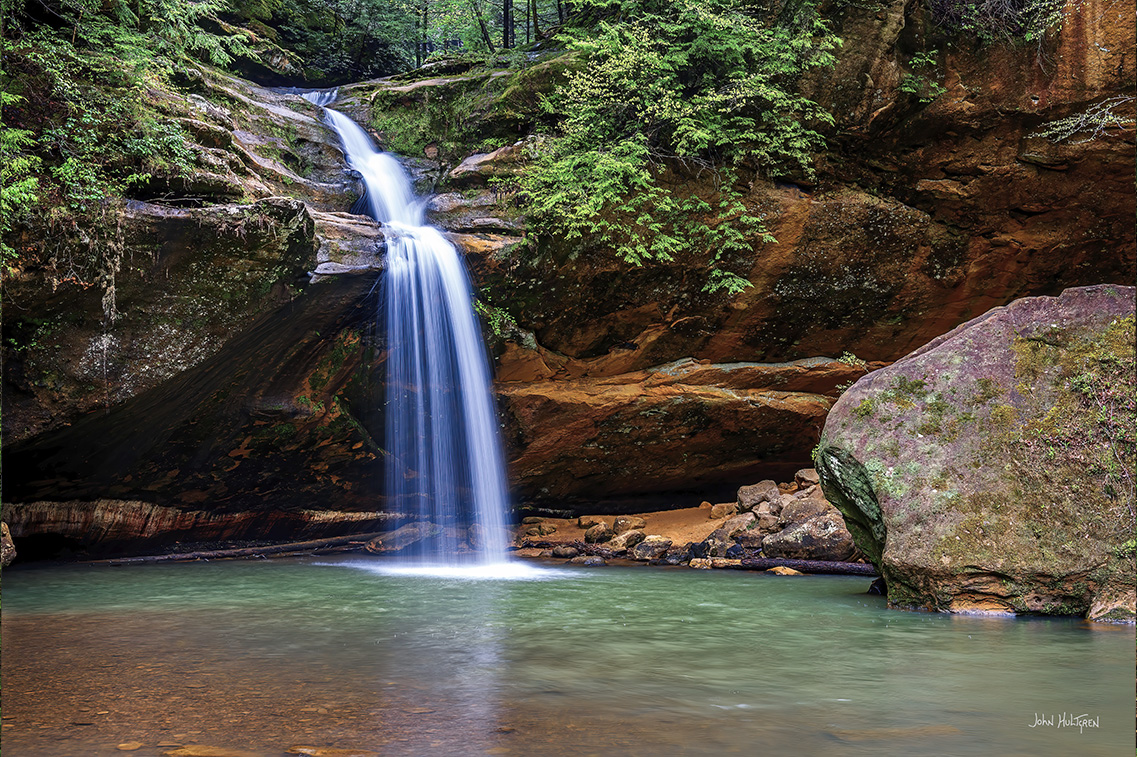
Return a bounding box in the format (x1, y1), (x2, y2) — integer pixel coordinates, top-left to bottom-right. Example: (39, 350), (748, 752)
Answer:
(736, 557), (878, 575)
(92, 531), (388, 565)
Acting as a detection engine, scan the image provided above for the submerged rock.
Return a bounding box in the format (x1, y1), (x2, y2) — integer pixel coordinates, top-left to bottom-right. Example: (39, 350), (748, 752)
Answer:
(816, 286), (1136, 620)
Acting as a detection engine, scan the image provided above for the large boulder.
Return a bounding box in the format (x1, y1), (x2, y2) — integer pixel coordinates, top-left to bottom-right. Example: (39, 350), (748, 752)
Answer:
(815, 286), (1136, 620)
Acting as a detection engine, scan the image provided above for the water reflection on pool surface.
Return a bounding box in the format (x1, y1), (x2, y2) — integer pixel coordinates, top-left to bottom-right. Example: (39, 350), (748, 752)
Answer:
(2, 556), (1132, 756)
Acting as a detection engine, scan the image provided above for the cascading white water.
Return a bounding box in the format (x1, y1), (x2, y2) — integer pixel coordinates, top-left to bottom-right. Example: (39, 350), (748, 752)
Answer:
(304, 90), (510, 566)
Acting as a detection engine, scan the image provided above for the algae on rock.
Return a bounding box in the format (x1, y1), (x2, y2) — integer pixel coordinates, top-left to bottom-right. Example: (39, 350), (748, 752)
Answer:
(816, 285), (1136, 621)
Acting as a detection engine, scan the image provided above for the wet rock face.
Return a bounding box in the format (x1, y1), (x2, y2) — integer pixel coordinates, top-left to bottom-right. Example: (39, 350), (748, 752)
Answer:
(815, 285), (1136, 620)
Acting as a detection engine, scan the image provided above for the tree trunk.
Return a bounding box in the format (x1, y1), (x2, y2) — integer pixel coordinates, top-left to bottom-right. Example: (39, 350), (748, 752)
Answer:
(530, 0), (541, 40)
(469, 0), (497, 52)
(502, 0), (511, 48)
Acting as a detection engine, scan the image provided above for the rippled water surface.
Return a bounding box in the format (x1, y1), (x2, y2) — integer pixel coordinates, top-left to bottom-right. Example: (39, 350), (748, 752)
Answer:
(3, 557), (1132, 756)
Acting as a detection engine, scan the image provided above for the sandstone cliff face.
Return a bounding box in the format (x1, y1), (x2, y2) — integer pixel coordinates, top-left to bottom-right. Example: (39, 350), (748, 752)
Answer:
(2, 2), (1133, 554)
(2, 68), (381, 444)
(815, 285), (1135, 620)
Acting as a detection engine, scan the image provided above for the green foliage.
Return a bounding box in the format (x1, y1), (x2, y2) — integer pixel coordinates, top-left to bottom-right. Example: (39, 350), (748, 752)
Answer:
(0, 91), (41, 265)
(474, 298), (519, 337)
(897, 49), (946, 104)
(518, 0), (837, 291)
(227, 0), (415, 84)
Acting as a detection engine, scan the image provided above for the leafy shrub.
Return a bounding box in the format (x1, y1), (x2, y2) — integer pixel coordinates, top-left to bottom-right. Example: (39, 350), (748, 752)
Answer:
(518, 0), (838, 291)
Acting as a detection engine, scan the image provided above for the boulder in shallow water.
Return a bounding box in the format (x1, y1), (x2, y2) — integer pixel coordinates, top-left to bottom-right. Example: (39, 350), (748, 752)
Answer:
(815, 285), (1136, 619)
(570, 555), (606, 566)
(551, 545), (580, 559)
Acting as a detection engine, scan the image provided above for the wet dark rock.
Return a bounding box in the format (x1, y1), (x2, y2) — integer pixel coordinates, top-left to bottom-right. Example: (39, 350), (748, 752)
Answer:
(551, 545), (579, 559)
(734, 532), (765, 550)
(724, 544), (748, 560)
(868, 577), (887, 595)
(631, 536), (672, 561)
(569, 555), (606, 566)
(703, 528), (734, 558)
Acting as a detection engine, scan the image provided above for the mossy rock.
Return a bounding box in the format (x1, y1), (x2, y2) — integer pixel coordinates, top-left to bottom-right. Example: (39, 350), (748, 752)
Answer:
(816, 285), (1136, 621)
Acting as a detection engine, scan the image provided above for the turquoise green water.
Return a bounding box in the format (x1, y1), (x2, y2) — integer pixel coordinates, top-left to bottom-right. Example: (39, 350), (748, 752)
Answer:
(2, 557), (1132, 756)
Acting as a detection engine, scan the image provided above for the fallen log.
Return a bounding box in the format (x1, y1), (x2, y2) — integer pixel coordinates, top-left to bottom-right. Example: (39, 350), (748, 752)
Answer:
(737, 557), (878, 576)
(92, 531), (389, 565)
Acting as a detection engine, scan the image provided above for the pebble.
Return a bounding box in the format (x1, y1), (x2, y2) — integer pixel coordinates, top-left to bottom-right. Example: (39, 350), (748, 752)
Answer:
(117, 744), (145, 752)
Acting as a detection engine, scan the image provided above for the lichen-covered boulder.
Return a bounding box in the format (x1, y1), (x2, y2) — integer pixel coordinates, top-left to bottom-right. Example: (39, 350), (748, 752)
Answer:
(815, 285), (1136, 620)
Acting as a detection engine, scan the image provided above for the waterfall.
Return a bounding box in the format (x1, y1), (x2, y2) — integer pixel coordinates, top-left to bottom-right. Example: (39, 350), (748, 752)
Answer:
(304, 90), (510, 566)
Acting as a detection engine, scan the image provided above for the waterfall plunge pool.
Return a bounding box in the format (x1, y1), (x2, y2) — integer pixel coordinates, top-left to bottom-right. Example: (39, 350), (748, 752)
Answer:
(2, 557), (1132, 756)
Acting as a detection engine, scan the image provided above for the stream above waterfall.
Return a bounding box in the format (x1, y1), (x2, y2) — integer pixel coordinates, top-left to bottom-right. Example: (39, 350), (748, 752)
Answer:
(3, 558), (1132, 756)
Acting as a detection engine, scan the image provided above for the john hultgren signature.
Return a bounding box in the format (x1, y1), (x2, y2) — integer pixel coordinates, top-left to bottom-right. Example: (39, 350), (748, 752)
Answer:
(1029, 713), (1100, 733)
